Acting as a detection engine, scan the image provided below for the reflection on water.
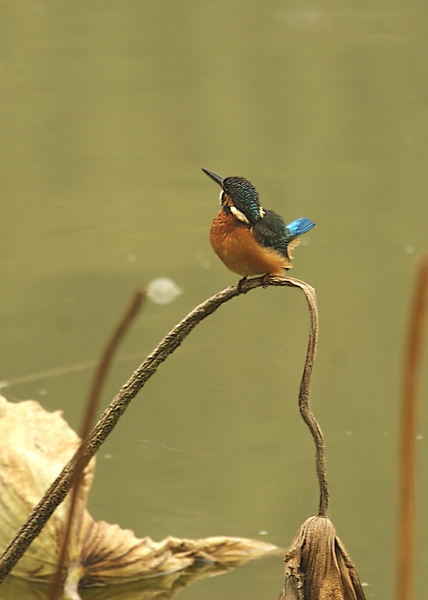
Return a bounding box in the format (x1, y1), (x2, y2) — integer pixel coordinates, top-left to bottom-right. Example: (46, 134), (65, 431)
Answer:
(1, 559), (280, 600)
(1, 1), (428, 598)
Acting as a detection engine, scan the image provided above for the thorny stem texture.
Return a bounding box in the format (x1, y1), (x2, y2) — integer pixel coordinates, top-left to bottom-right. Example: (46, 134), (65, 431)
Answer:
(0, 275), (327, 583)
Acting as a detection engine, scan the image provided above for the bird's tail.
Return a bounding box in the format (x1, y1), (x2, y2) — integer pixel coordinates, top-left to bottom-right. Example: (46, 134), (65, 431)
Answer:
(286, 217), (315, 240)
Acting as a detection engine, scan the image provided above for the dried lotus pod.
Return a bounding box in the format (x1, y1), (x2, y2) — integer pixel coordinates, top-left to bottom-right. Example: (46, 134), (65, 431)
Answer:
(280, 516), (366, 600)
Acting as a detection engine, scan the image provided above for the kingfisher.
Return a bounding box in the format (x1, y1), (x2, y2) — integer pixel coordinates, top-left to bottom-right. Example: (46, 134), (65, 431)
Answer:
(203, 168), (315, 283)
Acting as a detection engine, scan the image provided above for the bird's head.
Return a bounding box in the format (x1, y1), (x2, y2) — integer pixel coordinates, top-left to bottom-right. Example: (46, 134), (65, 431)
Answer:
(202, 168), (264, 225)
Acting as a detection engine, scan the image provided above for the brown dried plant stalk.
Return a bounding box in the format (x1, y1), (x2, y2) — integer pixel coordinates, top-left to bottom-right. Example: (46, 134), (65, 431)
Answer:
(47, 289), (146, 600)
(397, 252), (428, 600)
(289, 278), (328, 517)
(0, 276), (321, 584)
(276, 278), (367, 600)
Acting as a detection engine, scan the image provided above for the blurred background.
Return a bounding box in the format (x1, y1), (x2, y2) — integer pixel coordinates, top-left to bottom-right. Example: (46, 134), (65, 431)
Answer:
(1, 1), (428, 598)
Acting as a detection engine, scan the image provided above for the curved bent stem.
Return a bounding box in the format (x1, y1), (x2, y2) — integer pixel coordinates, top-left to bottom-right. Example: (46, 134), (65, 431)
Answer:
(0, 274), (327, 584)
(269, 277), (327, 517)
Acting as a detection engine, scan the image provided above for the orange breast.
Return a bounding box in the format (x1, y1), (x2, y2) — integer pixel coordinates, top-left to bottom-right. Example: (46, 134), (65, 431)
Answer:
(210, 211), (291, 277)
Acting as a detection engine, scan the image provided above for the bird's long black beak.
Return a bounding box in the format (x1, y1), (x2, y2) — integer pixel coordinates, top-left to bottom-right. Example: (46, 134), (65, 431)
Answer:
(202, 168), (224, 187)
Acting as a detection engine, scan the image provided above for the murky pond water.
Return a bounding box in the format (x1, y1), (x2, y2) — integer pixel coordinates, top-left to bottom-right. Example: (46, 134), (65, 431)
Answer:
(1, 2), (428, 598)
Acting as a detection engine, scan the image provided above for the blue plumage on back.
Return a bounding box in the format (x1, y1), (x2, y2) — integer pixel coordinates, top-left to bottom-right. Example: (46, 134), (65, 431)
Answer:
(286, 217), (315, 240)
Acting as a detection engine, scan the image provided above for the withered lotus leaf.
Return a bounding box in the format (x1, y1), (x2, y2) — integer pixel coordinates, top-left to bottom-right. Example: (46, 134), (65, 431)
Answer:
(0, 396), (277, 591)
(280, 516), (366, 600)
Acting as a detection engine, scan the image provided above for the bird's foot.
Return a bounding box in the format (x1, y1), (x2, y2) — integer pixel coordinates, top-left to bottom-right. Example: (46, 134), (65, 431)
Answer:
(237, 277), (248, 293)
(262, 274), (271, 288)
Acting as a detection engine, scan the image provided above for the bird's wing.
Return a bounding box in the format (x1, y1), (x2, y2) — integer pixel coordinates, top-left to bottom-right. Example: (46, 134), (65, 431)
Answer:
(252, 209), (292, 258)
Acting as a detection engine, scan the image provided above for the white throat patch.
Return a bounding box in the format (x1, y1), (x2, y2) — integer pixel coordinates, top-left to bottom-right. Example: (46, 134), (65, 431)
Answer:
(230, 206), (250, 224)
